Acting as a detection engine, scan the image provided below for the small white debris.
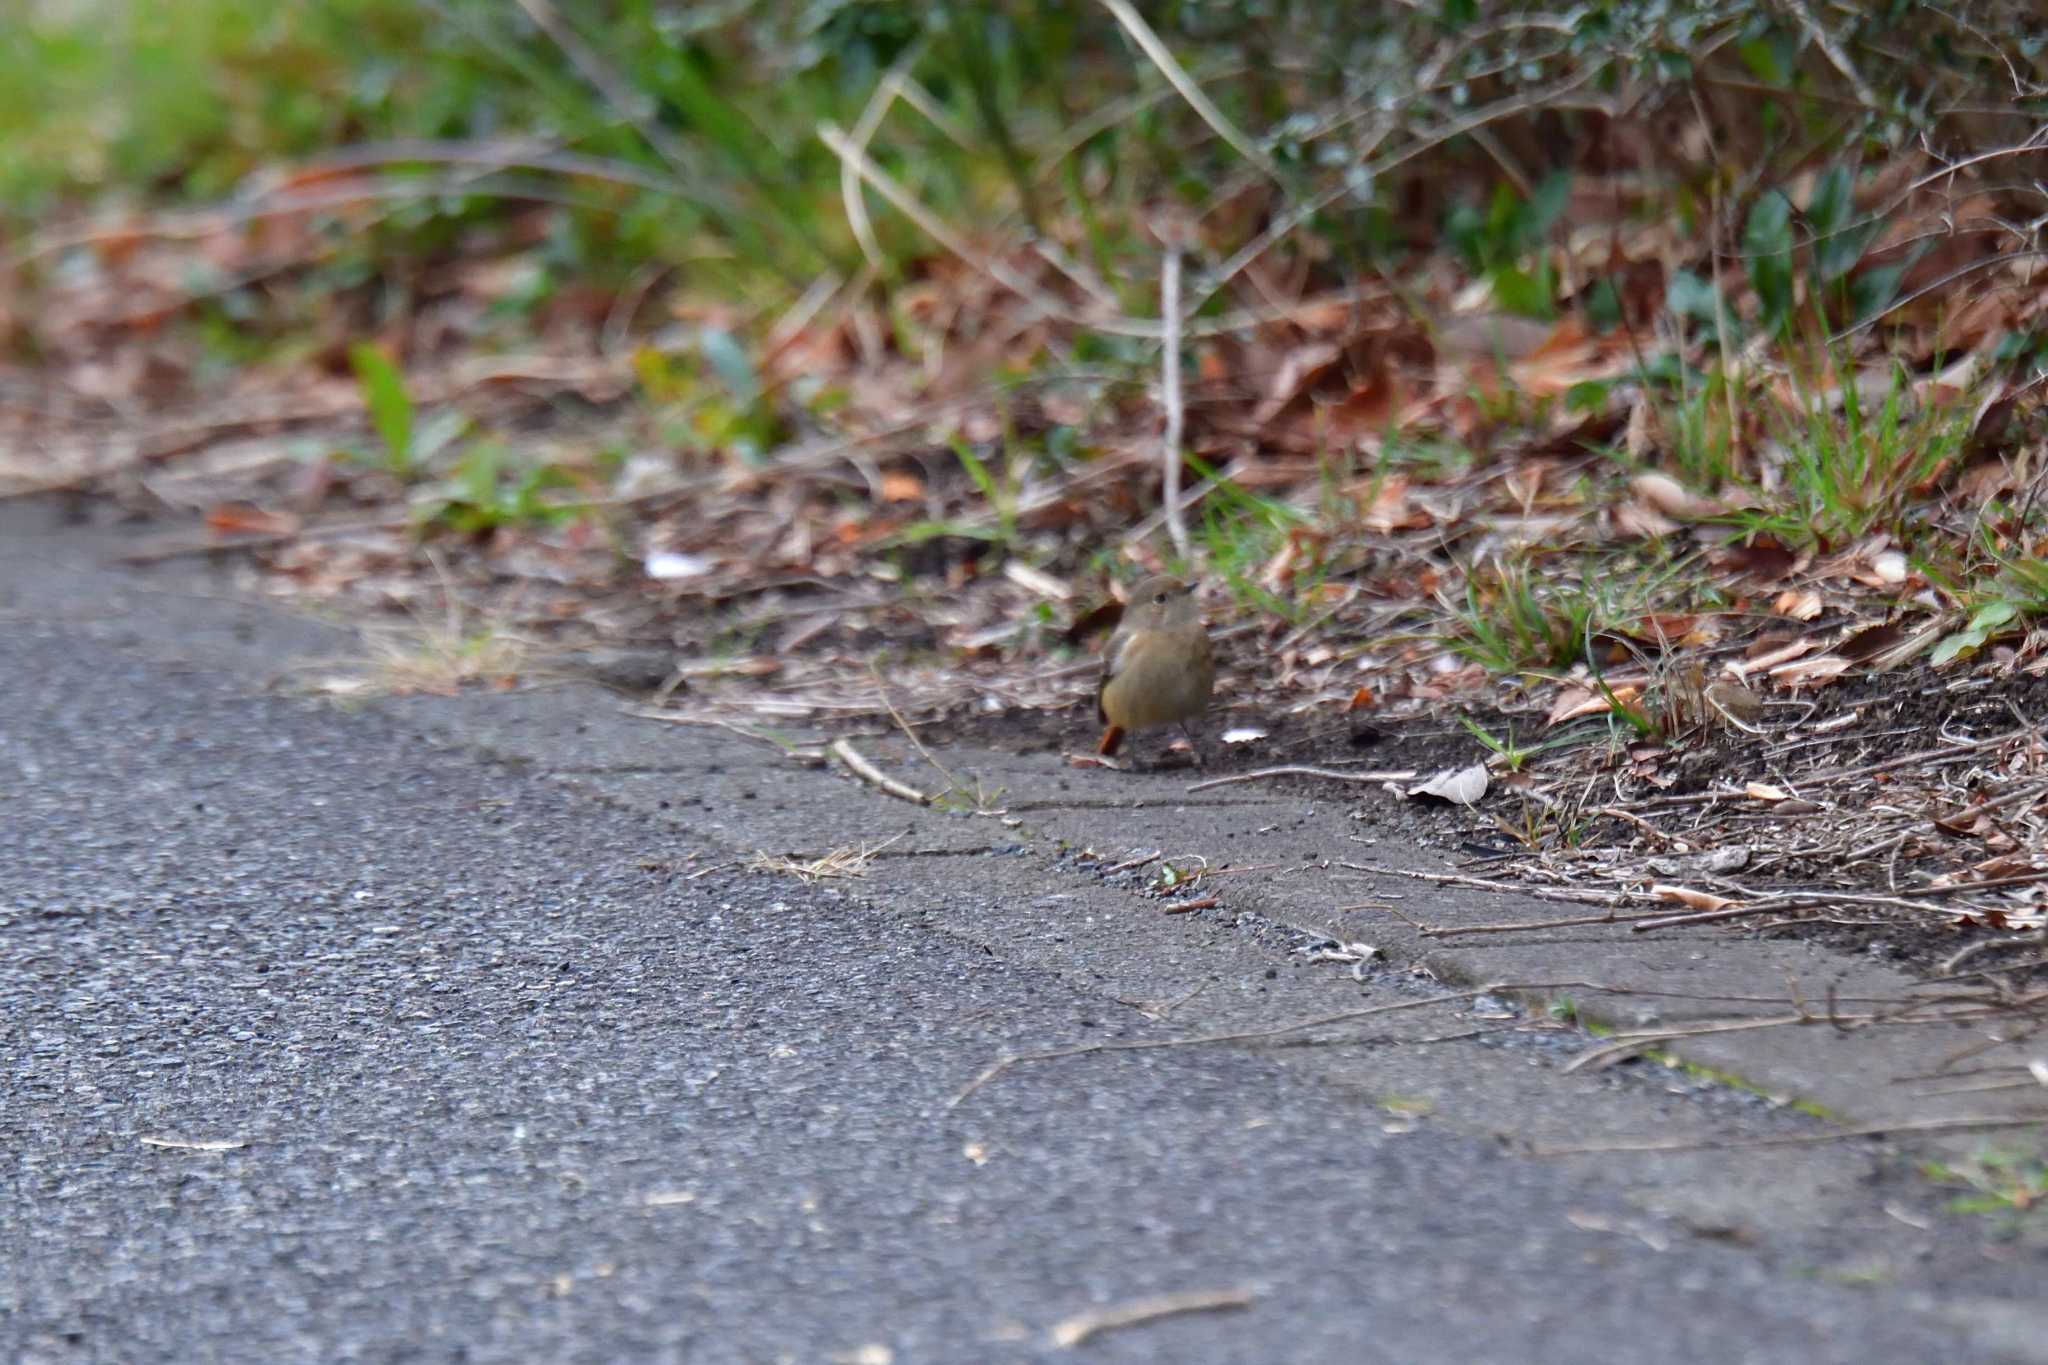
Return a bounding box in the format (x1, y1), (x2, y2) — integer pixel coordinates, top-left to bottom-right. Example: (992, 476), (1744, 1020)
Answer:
(1002, 560), (1072, 600)
(1704, 845), (1753, 874)
(827, 1347), (894, 1365)
(644, 549), (714, 580)
(644, 1189), (698, 1207)
(1221, 727), (1268, 744)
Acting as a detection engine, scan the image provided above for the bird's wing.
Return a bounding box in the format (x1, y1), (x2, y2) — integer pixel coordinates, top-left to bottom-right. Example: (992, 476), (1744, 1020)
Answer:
(1095, 627), (1130, 723)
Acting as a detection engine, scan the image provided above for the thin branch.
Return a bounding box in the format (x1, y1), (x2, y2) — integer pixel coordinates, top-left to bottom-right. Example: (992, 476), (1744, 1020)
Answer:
(1782, 0), (1879, 108)
(1186, 766), (1417, 792)
(510, 0), (716, 201)
(950, 984), (1538, 1108)
(1806, 727), (2028, 785)
(1531, 1113), (2045, 1157)
(1628, 897), (1814, 932)
(1098, 0), (1281, 182)
(840, 63), (915, 275)
(1158, 225), (1190, 562)
(1590, 806), (1691, 849)
(1827, 249), (2048, 344)
(1050, 1287), (1256, 1348)
(116, 516), (409, 565)
(1180, 68), (1606, 324)
(817, 121), (1144, 335)
(1423, 908), (1631, 938)
(1337, 861), (1630, 906)
(830, 738), (930, 805)
(8, 173), (615, 272)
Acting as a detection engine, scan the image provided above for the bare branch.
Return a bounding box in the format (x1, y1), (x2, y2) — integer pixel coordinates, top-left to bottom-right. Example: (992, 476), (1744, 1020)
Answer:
(1098, 0), (1281, 182)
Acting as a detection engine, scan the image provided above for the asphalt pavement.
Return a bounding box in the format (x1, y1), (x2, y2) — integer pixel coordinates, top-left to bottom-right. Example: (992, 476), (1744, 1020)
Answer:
(3, 506), (2045, 1363)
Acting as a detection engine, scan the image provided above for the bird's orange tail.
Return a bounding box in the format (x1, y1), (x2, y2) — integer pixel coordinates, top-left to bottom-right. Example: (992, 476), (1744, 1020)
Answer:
(1097, 725), (1125, 756)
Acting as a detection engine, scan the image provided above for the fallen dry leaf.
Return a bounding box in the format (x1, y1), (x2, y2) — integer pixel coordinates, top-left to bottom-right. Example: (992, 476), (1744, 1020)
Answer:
(1547, 683), (1641, 727)
(1769, 653), (1853, 689)
(1631, 472), (1723, 521)
(879, 471), (924, 501)
(1772, 589), (1824, 621)
(204, 502), (300, 537)
(1409, 763), (1489, 806)
(1727, 636), (1817, 678)
(1650, 883), (1736, 912)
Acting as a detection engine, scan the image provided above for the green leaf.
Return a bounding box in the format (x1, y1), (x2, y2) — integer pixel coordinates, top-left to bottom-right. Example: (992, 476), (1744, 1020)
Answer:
(1652, 49), (1692, 79)
(1564, 380), (1611, 413)
(1738, 33), (1793, 86)
(1808, 164), (1876, 283)
(455, 442), (501, 505)
(1929, 630), (1980, 666)
(412, 409), (470, 465)
(1743, 192), (1795, 334)
(349, 342), (414, 475)
(1848, 263), (1906, 323)
(1525, 171), (1572, 244)
(1665, 271), (1723, 327)
(1969, 599), (2020, 632)
(1582, 278), (1622, 330)
(1489, 262), (1555, 320)
(948, 435), (1001, 505)
(1484, 181), (1521, 252)
(698, 327), (760, 408)
(1805, 165), (1853, 235)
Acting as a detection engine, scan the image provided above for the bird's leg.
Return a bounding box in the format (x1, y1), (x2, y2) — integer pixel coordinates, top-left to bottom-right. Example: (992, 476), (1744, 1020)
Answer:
(1179, 721), (1206, 768)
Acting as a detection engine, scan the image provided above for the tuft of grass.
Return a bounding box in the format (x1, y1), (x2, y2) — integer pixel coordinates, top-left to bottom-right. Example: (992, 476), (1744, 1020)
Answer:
(412, 442), (590, 537)
(1737, 361), (1971, 550)
(1921, 1146), (2048, 1223)
(360, 620), (532, 695)
(298, 619), (533, 700)
(1447, 555), (1603, 674)
(1783, 363), (1969, 543)
(346, 343), (470, 480)
(634, 333), (790, 468)
(744, 834), (905, 883)
(1635, 1047), (1836, 1120)
(1654, 366), (1743, 493)
(291, 561), (536, 698)
(1188, 459), (1319, 622)
(1457, 714), (1537, 772)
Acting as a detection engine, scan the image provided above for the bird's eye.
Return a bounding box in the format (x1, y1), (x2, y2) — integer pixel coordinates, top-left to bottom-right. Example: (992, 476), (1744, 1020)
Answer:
(1153, 592), (1169, 604)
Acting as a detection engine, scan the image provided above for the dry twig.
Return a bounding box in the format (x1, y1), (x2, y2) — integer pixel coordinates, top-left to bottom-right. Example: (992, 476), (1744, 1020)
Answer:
(1531, 1113), (2045, 1158)
(1049, 1286), (1256, 1349)
(744, 832), (908, 883)
(1186, 766), (1418, 792)
(830, 738), (931, 805)
(1157, 220), (1190, 562)
(951, 982), (1587, 1108)
(1098, 0), (1280, 182)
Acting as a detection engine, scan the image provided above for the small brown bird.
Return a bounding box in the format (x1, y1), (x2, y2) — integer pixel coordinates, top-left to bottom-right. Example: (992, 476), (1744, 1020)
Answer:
(1096, 575), (1214, 766)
